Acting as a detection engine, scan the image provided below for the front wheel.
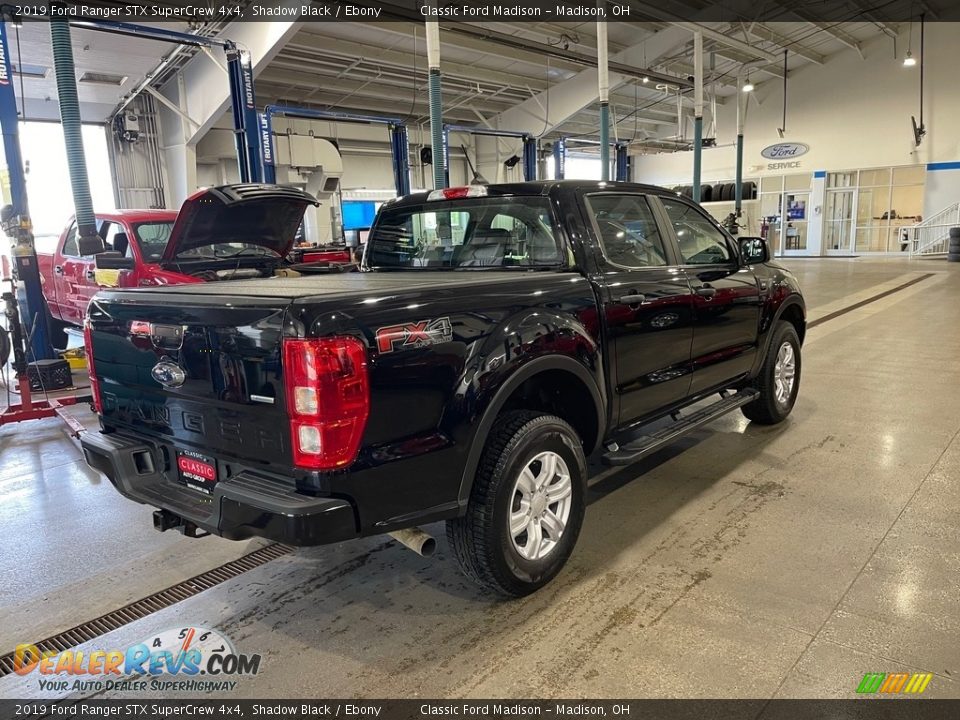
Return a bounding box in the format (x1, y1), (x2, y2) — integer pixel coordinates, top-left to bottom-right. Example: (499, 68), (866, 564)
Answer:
(446, 411), (587, 598)
(742, 321), (801, 425)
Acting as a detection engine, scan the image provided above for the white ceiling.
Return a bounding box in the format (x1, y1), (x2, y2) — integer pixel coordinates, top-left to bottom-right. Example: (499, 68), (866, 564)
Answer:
(9, 0), (957, 151)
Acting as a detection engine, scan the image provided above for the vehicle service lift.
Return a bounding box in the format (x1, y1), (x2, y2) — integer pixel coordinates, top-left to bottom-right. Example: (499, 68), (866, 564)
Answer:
(443, 124), (537, 187)
(553, 137), (630, 182)
(259, 105), (410, 196)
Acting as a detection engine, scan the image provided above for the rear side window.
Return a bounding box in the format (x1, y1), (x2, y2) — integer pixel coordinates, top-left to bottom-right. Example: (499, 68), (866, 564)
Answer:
(368, 197), (562, 269)
(587, 194), (669, 268)
(660, 199), (734, 265)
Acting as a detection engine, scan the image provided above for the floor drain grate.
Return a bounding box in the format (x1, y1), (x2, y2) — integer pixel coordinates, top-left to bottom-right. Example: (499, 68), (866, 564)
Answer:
(0, 542), (293, 678)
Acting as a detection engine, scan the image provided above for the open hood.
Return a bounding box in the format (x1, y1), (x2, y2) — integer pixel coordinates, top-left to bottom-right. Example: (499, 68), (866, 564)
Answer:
(162, 184), (319, 262)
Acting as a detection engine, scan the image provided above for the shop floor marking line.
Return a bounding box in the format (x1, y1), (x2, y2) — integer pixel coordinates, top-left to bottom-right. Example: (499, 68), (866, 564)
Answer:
(0, 542), (293, 678)
(807, 273), (936, 329)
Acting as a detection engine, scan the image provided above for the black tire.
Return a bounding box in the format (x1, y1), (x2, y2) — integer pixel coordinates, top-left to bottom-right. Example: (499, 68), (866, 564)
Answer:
(446, 410), (587, 598)
(949, 227), (960, 238)
(742, 321), (802, 425)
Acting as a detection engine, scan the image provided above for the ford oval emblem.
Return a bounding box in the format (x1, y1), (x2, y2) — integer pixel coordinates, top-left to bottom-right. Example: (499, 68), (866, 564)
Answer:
(761, 142), (809, 160)
(151, 360), (186, 388)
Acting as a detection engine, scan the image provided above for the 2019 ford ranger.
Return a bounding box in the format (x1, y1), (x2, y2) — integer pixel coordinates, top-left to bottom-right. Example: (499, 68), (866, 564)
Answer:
(80, 181), (805, 597)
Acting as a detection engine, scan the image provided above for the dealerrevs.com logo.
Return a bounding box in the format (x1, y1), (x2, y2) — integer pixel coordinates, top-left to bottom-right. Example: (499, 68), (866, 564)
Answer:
(14, 626), (261, 693)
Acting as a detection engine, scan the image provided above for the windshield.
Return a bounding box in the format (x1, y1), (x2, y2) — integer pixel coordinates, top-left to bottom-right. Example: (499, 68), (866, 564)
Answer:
(132, 222), (174, 262)
(367, 197), (564, 269)
(172, 243), (281, 260)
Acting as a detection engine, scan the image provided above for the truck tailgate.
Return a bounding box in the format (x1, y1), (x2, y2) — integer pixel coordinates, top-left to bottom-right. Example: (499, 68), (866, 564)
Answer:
(87, 293), (293, 470)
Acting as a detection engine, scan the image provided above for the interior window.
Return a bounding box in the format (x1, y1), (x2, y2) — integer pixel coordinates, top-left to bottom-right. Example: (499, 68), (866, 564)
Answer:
(661, 199), (734, 265)
(587, 194), (668, 268)
(61, 224), (80, 257)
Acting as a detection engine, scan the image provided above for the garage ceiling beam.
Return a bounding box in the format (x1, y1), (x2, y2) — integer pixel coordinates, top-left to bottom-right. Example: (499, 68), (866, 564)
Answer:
(844, 1), (899, 36)
(737, 23), (825, 64)
(488, 22), (702, 137)
(772, 2), (864, 54)
(278, 37), (551, 94)
(295, 21), (586, 76)
(624, 4), (781, 63)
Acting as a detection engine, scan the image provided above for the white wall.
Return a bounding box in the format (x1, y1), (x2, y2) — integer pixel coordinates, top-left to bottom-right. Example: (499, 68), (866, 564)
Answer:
(632, 23), (960, 217)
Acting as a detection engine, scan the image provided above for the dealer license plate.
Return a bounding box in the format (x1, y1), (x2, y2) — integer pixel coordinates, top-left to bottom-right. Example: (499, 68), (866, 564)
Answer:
(175, 450), (218, 494)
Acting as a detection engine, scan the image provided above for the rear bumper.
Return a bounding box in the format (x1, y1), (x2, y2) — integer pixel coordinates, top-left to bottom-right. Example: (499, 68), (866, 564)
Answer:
(81, 430), (359, 546)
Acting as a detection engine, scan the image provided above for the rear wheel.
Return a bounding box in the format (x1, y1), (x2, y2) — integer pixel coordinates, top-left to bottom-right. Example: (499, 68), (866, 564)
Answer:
(742, 321), (801, 425)
(446, 411), (586, 597)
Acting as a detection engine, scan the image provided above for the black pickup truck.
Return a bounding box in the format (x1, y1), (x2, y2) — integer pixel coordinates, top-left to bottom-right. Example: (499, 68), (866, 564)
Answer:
(81, 181), (805, 597)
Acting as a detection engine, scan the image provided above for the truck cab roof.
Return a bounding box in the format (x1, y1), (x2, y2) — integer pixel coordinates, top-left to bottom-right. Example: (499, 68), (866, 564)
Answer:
(387, 180), (681, 209)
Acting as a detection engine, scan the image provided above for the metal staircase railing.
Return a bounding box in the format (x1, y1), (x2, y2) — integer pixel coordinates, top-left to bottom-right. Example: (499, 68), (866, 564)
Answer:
(906, 202), (960, 256)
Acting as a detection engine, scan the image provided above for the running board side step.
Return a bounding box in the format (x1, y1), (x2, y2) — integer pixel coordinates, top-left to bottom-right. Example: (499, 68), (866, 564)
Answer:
(601, 389), (759, 466)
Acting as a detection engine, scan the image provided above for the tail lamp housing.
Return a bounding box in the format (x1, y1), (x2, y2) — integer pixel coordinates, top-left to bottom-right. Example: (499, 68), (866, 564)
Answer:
(83, 320), (103, 413)
(282, 336), (370, 470)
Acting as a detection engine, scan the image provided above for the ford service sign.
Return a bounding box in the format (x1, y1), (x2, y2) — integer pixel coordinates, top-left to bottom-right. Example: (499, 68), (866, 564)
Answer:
(761, 142), (809, 160)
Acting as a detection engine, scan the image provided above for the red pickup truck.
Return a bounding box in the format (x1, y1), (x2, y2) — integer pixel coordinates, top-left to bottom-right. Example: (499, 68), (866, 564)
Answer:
(38, 209), (179, 344)
(37, 186), (352, 347)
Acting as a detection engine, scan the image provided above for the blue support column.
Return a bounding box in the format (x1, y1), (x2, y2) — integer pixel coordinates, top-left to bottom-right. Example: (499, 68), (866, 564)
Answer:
(259, 112), (276, 184)
(429, 69), (446, 189)
(239, 51), (262, 183)
(225, 44), (261, 183)
(442, 124), (451, 188)
(391, 124), (411, 196)
(599, 103), (610, 181)
(735, 133), (745, 212)
(522, 136), (537, 181)
(0, 21), (52, 359)
(615, 143), (628, 182)
(692, 116), (703, 202)
(553, 138), (565, 180)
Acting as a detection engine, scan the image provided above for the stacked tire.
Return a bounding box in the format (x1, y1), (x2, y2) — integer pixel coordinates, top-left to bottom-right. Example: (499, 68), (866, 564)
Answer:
(949, 227), (960, 262)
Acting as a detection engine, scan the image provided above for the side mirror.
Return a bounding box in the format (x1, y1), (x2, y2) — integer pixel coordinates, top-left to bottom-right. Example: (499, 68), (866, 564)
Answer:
(95, 252), (135, 270)
(78, 233), (106, 257)
(738, 236), (769, 265)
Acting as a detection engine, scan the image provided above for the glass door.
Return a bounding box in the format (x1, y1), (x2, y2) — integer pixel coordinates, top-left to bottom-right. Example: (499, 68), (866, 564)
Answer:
(825, 189), (855, 255)
(782, 192), (810, 255)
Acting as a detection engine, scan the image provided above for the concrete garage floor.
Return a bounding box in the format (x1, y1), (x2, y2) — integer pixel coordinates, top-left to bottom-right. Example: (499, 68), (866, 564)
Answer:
(1, 256), (958, 699)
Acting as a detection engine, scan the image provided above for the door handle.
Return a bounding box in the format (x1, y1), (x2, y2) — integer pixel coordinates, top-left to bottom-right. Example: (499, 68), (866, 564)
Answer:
(85, 269), (96, 280)
(54, 265), (64, 276)
(695, 285), (717, 299)
(616, 293), (646, 305)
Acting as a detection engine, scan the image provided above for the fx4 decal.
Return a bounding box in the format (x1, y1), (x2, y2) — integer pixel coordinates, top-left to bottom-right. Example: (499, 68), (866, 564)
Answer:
(376, 317), (453, 353)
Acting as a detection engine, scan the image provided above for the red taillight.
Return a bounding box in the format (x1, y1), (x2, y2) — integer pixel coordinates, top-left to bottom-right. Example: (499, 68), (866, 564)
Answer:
(282, 336), (369, 470)
(83, 321), (103, 414)
(426, 185), (488, 201)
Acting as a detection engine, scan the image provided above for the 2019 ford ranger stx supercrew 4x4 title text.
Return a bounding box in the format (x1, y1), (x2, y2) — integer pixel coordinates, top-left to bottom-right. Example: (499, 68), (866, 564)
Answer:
(80, 181), (805, 597)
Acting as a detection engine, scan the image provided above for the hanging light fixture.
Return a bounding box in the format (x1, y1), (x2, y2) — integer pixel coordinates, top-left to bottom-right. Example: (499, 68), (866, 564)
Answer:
(904, 11), (916, 67)
(742, 80), (755, 93)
